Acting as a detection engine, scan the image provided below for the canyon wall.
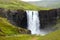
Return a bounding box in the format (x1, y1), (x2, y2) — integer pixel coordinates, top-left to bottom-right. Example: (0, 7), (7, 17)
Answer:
(39, 9), (57, 29)
(6, 9), (27, 29)
(0, 8), (60, 29)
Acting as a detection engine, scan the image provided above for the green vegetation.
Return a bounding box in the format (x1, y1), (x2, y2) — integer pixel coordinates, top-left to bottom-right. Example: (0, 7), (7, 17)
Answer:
(0, 0), (50, 10)
(0, 17), (29, 36)
(0, 17), (18, 35)
(0, 30), (60, 40)
(41, 30), (60, 40)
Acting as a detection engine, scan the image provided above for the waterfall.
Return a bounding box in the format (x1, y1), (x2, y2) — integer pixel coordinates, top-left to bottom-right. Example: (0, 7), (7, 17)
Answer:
(26, 10), (40, 34)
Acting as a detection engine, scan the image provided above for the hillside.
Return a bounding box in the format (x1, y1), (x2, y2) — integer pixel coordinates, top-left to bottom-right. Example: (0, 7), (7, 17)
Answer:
(0, 0), (50, 10)
(28, 1), (60, 8)
(0, 30), (60, 40)
(0, 17), (30, 36)
(0, 0), (39, 10)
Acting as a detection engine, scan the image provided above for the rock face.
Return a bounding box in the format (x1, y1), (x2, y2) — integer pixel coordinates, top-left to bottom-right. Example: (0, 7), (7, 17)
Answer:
(0, 9), (28, 29)
(39, 9), (57, 29)
(6, 9), (27, 29)
(57, 8), (60, 19)
(0, 8), (7, 18)
(0, 8), (30, 34)
(0, 8), (60, 30)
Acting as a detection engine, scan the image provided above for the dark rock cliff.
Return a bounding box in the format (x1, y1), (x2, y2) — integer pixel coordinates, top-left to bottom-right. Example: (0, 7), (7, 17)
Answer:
(0, 8), (60, 30)
(57, 8), (60, 19)
(6, 9), (27, 29)
(39, 9), (58, 29)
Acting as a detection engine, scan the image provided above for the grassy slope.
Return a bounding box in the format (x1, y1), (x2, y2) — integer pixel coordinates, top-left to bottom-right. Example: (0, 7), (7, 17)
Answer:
(0, 0), (50, 10)
(0, 17), (18, 35)
(0, 30), (60, 40)
(42, 30), (60, 40)
(0, 17), (29, 36)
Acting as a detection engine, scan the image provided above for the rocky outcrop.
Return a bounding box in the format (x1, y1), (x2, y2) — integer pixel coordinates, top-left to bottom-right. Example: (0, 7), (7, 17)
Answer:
(6, 9), (27, 29)
(0, 8), (30, 34)
(0, 8), (28, 29)
(0, 8), (60, 30)
(39, 9), (57, 29)
(0, 8), (7, 18)
(17, 28), (31, 34)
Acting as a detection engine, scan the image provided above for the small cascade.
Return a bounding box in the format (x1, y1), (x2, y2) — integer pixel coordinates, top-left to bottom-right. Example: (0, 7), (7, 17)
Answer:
(26, 10), (40, 34)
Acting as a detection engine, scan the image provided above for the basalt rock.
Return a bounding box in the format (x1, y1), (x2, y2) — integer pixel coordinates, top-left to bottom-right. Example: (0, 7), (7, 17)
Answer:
(0, 8), (31, 34)
(6, 9), (27, 29)
(39, 9), (57, 29)
(0, 8), (60, 31)
(57, 8), (60, 19)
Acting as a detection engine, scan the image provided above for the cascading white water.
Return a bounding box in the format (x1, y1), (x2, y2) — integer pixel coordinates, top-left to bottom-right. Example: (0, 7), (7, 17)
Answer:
(26, 10), (55, 36)
(26, 10), (40, 34)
